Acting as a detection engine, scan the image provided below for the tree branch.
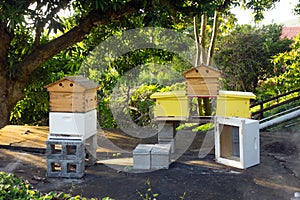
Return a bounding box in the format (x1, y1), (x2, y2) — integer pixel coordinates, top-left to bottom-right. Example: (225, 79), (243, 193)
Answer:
(207, 10), (219, 66)
(19, 2), (138, 80)
(34, 0), (72, 46)
(218, 0), (232, 12)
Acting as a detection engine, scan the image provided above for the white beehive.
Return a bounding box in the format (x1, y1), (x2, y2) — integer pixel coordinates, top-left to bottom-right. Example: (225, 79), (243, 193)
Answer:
(133, 144), (154, 170)
(215, 116), (260, 169)
(49, 109), (97, 140)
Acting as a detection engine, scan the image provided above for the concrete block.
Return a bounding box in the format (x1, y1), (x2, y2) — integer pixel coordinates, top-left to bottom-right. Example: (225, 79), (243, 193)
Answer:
(158, 138), (175, 153)
(151, 143), (171, 169)
(46, 139), (85, 160)
(84, 134), (98, 165)
(133, 144), (154, 170)
(157, 122), (175, 139)
(46, 158), (84, 178)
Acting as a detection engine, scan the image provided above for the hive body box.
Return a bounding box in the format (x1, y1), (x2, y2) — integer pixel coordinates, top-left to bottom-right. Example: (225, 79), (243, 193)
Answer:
(184, 64), (221, 97)
(44, 76), (99, 113)
(150, 91), (189, 121)
(216, 90), (256, 118)
(215, 116), (260, 169)
(49, 110), (97, 140)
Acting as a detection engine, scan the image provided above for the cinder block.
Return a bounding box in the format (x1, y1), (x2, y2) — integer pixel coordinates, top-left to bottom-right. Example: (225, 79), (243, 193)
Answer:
(157, 122), (176, 139)
(46, 158), (84, 178)
(46, 140), (85, 160)
(158, 138), (175, 153)
(151, 143), (171, 169)
(133, 144), (154, 170)
(84, 134), (98, 165)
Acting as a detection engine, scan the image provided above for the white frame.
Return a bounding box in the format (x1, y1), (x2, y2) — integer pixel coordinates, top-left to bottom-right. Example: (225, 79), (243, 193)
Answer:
(215, 116), (260, 169)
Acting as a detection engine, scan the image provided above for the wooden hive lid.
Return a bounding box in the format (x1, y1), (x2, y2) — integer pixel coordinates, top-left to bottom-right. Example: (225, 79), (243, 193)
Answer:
(44, 75), (100, 92)
(184, 64), (221, 78)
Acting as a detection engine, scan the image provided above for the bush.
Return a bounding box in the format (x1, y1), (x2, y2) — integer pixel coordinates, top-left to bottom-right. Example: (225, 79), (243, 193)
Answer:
(0, 172), (113, 200)
(0, 172), (40, 199)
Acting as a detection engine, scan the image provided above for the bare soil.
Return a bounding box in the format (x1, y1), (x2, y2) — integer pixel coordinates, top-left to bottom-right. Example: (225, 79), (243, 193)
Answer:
(0, 127), (299, 200)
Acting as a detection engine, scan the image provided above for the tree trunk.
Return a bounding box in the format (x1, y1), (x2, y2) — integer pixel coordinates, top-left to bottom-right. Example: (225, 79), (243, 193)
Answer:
(0, 77), (26, 128)
(193, 15), (200, 67)
(207, 10), (219, 66)
(200, 14), (207, 64)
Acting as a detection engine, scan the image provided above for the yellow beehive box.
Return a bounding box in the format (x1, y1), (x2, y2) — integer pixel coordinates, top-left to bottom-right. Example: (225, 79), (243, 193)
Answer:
(184, 64), (221, 97)
(44, 75), (99, 112)
(150, 91), (189, 121)
(216, 90), (256, 118)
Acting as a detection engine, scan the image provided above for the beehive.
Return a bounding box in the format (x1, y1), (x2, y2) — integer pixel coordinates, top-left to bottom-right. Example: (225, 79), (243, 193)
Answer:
(44, 76), (99, 112)
(216, 90), (256, 118)
(150, 91), (189, 121)
(184, 64), (221, 97)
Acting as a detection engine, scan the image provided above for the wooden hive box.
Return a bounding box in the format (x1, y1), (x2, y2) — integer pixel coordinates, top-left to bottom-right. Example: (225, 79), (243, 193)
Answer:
(150, 91), (189, 121)
(183, 64), (221, 97)
(44, 76), (99, 112)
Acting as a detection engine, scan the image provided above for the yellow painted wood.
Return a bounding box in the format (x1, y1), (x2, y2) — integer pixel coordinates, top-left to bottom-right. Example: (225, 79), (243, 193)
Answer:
(216, 90), (256, 118)
(150, 91), (189, 119)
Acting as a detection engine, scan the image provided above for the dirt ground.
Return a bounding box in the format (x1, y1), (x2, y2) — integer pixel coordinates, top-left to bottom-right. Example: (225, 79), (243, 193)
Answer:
(0, 125), (299, 200)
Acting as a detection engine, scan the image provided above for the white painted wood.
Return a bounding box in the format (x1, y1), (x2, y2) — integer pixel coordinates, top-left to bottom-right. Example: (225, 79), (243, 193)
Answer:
(215, 116), (260, 169)
(49, 109), (97, 140)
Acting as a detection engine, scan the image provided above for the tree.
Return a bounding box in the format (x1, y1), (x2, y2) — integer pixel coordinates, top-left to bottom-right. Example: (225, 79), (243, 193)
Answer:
(214, 24), (292, 92)
(0, 0), (284, 128)
(256, 33), (300, 100)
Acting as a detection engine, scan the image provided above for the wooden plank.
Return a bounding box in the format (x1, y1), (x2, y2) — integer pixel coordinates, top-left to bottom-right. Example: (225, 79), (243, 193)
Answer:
(186, 85), (219, 92)
(46, 80), (86, 92)
(154, 116), (188, 122)
(196, 66), (221, 77)
(186, 78), (219, 84)
(186, 83), (219, 89)
(184, 65), (221, 78)
(186, 89), (219, 96)
(220, 125), (233, 158)
(49, 91), (97, 112)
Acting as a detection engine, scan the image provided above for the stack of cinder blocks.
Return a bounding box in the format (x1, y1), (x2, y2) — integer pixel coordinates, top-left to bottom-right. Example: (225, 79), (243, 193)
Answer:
(157, 122), (176, 153)
(44, 76), (99, 178)
(133, 121), (176, 170)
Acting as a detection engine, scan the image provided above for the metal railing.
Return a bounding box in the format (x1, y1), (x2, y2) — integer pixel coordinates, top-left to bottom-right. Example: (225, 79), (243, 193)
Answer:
(250, 88), (300, 120)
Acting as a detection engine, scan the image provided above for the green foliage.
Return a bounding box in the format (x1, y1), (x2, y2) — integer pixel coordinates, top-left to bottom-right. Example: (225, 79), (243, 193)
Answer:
(98, 97), (117, 128)
(215, 24), (291, 92)
(137, 179), (159, 200)
(129, 84), (160, 126)
(256, 33), (300, 101)
(177, 123), (214, 132)
(0, 171), (113, 200)
(192, 123), (214, 132)
(0, 172), (40, 199)
(10, 42), (85, 125)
